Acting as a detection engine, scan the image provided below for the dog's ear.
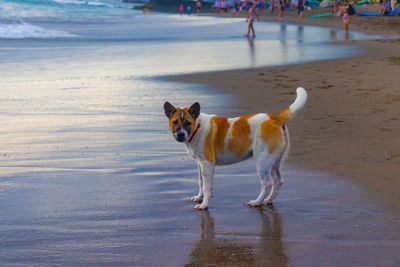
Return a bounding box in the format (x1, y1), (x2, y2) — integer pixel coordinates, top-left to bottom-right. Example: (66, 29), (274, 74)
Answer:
(164, 102), (176, 118)
(189, 102), (200, 119)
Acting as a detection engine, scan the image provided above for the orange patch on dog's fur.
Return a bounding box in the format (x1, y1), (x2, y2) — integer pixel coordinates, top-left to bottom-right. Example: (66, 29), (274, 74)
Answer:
(204, 116), (229, 163)
(261, 114), (284, 154)
(228, 114), (255, 158)
(278, 108), (291, 124)
(169, 108), (183, 131)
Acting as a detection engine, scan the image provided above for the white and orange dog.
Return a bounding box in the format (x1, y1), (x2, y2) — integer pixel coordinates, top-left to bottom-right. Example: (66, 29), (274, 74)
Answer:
(164, 87), (307, 210)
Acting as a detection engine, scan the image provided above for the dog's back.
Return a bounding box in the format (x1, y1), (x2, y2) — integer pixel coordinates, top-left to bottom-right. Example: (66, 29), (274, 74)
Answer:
(196, 87), (308, 166)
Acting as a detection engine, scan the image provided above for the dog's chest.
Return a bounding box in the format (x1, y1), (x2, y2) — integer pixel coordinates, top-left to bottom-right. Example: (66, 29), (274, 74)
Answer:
(185, 145), (199, 160)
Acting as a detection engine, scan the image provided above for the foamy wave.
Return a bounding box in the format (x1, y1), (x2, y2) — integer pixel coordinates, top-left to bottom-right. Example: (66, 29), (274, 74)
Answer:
(0, 22), (76, 39)
(52, 0), (113, 7)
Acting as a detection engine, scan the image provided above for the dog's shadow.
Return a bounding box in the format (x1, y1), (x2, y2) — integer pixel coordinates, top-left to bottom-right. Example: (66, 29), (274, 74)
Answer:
(185, 207), (289, 266)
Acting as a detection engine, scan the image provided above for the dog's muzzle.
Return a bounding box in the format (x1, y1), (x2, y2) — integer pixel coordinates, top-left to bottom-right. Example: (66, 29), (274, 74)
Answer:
(174, 128), (188, 143)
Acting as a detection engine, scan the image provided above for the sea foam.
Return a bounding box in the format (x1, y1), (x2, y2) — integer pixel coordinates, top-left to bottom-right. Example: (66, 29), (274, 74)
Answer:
(52, 0), (114, 7)
(0, 22), (76, 39)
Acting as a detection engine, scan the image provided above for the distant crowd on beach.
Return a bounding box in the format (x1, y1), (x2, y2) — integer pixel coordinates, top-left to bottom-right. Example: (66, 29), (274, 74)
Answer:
(212, 0), (312, 20)
(211, 0), (309, 14)
(176, 0), (399, 39)
(177, 0), (312, 15)
(211, 0), (399, 16)
(176, 0), (400, 17)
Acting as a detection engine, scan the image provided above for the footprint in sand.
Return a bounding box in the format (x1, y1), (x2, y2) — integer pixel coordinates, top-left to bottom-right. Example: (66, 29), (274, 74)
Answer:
(369, 107), (386, 114)
(388, 57), (400, 65)
(312, 117), (326, 121)
(316, 85), (334, 89)
(276, 92), (294, 95)
(385, 153), (400, 160)
(378, 127), (392, 132)
(384, 117), (399, 123)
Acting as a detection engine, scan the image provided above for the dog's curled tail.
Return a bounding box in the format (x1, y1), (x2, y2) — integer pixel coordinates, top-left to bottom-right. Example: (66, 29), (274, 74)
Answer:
(279, 87), (308, 124)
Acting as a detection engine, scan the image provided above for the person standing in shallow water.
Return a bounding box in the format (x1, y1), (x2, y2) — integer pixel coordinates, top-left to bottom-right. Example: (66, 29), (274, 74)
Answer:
(297, 0), (305, 18)
(196, 0), (202, 15)
(279, 0), (286, 20)
(245, 2), (259, 37)
(341, 3), (351, 39)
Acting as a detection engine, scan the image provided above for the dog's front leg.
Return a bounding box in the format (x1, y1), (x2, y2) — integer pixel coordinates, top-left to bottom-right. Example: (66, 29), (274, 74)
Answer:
(191, 164), (204, 202)
(194, 162), (215, 210)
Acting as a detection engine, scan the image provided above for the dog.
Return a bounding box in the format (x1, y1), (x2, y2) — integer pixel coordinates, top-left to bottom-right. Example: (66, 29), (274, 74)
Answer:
(164, 87), (307, 210)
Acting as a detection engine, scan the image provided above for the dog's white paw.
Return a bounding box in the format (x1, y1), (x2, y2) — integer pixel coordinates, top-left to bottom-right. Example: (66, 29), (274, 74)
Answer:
(190, 195), (203, 202)
(194, 204), (208, 210)
(247, 200), (262, 207)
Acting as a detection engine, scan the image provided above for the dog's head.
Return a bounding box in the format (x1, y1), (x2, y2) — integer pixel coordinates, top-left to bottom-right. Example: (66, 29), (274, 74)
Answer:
(164, 102), (200, 143)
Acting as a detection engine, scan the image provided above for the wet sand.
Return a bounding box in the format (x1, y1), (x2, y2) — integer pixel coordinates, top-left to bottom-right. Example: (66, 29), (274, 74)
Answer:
(170, 39), (400, 214)
(1, 14), (400, 266)
(166, 12), (400, 265)
(2, 60), (400, 266)
(166, 26), (400, 266)
(1, 145), (400, 265)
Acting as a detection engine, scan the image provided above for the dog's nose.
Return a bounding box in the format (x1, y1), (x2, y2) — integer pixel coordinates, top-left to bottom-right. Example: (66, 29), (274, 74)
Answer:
(177, 132), (186, 142)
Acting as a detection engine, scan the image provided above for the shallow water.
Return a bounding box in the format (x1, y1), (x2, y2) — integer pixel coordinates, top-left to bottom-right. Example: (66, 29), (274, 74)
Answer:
(0, 7), (399, 266)
(0, 3), (376, 74)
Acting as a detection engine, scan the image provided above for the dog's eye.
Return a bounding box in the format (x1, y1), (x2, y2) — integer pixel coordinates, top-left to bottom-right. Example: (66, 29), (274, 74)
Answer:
(172, 120), (178, 125)
(184, 121), (191, 126)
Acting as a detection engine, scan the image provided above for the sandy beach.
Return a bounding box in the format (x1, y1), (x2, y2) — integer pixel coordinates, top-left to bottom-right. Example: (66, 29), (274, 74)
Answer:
(171, 10), (400, 214)
(171, 39), (400, 212)
(167, 12), (400, 264)
(1, 2), (400, 265)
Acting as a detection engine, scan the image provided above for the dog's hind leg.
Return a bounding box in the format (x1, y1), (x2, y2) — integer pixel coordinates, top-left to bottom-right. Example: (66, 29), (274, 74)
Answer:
(248, 162), (273, 207)
(263, 160), (283, 205)
(191, 164), (204, 202)
(194, 162), (215, 210)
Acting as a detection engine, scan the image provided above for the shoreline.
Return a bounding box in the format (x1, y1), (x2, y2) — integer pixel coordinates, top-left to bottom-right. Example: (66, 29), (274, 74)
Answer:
(167, 30), (400, 213)
(137, 2), (400, 36)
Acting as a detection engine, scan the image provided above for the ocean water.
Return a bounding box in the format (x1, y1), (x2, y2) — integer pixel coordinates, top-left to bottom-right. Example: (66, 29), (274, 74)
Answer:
(1, 0), (377, 76)
(0, 0), (130, 20)
(0, 0), (381, 41)
(2, 1), (400, 266)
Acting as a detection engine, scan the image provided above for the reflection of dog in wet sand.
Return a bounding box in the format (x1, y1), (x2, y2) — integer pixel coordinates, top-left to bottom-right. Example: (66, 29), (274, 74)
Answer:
(186, 208), (288, 266)
(164, 87), (307, 210)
